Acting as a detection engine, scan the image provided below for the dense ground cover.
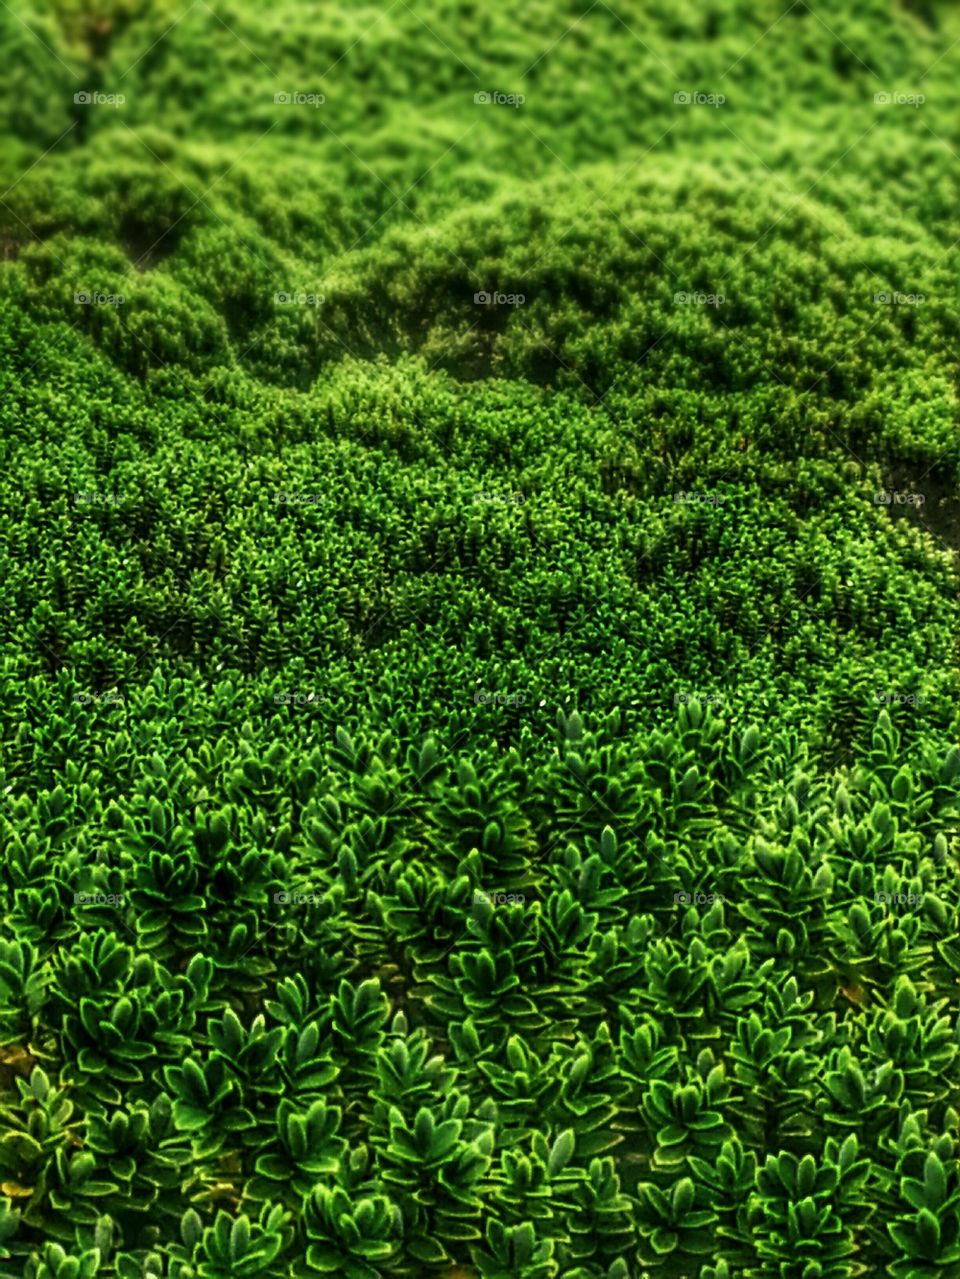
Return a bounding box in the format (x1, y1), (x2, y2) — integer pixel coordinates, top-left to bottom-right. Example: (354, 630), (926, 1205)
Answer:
(1, 0), (960, 1275)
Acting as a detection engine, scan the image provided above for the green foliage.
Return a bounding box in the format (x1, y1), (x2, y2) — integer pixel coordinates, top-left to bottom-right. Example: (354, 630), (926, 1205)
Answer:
(1, 0), (960, 1274)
